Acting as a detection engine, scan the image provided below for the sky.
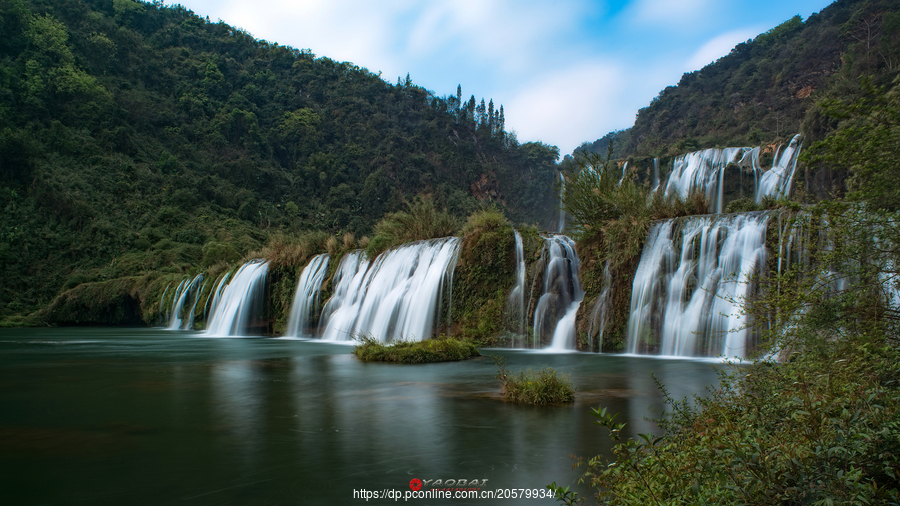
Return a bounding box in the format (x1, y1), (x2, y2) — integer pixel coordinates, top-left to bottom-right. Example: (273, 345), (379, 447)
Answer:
(165, 0), (834, 157)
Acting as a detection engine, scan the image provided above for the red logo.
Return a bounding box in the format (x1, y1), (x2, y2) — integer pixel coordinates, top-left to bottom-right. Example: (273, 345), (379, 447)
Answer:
(409, 478), (423, 491)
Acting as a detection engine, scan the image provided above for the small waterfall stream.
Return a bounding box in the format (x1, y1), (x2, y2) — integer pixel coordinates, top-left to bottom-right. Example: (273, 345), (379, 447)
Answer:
(757, 134), (803, 203)
(531, 235), (583, 351)
(205, 260), (269, 337)
(167, 274), (203, 330)
(506, 230), (526, 337)
(284, 254), (330, 337)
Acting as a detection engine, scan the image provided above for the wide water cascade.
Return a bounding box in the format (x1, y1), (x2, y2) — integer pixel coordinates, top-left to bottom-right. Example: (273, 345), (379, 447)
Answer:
(284, 253), (330, 337)
(531, 235), (584, 351)
(626, 212), (770, 359)
(319, 237), (461, 342)
(166, 274), (204, 330)
(664, 134), (802, 213)
(204, 260), (269, 337)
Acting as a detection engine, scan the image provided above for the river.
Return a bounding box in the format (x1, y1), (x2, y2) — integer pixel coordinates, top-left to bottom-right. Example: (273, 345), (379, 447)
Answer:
(0, 327), (722, 504)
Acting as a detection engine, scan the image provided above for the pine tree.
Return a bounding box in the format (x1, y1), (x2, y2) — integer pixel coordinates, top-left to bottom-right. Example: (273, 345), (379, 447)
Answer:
(488, 99), (495, 132)
(476, 98), (486, 127)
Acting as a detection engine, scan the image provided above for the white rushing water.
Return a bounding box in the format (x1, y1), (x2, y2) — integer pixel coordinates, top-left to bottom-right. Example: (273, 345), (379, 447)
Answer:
(320, 237), (461, 342)
(531, 235), (583, 351)
(205, 260), (269, 337)
(205, 272), (231, 320)
(506, 230), (526, 337)
(319, 250), (370, 339)
(586, 260), (612, 352)
(625, 213), (770, 359)
(756, 134), (803, 204)
(664, 146), (757, 214)
(663, 134), (803, 213)
(284, 254), (330, 337)
(167, 274), (204, 330)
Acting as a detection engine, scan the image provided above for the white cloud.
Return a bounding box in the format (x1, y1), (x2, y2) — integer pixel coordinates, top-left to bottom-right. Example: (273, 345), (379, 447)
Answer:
(685, 28), (758, 71)
(629, 0), (717, 26)
(403, 0), (590, 75)
(505, 60), (629, 155)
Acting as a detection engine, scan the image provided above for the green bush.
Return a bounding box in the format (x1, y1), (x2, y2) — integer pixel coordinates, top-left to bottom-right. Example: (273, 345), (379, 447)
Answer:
(353, 335), (481, 364)
(495, 356), (574, 405)
(365, 194), (459, 258)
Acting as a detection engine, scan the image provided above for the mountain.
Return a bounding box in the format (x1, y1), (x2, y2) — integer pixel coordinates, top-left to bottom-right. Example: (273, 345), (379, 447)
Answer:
(568, 0), (900, 199)
(0, 0), (560, 322)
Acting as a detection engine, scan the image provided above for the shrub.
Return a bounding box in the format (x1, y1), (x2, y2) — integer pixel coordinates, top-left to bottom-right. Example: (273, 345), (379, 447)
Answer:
(365, 194), (459, 258)
(495, 356), (574, 404)
(353, 335), (481, 364)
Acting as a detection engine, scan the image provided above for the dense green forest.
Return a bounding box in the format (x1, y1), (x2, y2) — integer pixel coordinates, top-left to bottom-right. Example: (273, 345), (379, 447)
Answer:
(569, 0), (900, 199)
(0, 0), (560, 323)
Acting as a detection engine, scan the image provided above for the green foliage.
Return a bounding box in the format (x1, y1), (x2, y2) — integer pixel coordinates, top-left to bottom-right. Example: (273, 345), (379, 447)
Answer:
(803, 76), (900, 210)
(453, 207), (515, 343)
(365, 194), (459, 258)
(494, 355), (574, 405)
(353, 335), (481, 363)
(562, 336), (900, 505)
(0, 0), (560, 323)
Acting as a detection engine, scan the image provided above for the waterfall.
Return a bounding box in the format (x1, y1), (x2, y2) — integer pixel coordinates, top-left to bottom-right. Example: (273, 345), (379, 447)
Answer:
(320, 237), (461, 342)
(531, 235), (584, 351)
(663, 134), (803, 213)
(284, 254), (330, 337)
(506, 230), (527, 338)
(167, 274), (204, 330)
(159, 284), (171, 323)
(757, 134), (803, 203)
(625, 213), (769, 359)
(319, 250), (370, 339)
(205, 260), (269, 337)
(664, 146), (755, 213)
(586, 260), (612, 352)
(206, 272), (231, 321)
(618, 161), (628, 186)
(651, 158), (660, 192)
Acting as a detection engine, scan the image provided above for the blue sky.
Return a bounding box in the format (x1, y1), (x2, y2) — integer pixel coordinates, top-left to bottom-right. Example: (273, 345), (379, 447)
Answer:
(166, 0), (834, 156)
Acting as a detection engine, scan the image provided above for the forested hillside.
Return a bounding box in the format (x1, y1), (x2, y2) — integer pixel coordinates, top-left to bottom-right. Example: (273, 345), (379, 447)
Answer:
(570, 0), (900, 190)
(0, 0), (560, 322)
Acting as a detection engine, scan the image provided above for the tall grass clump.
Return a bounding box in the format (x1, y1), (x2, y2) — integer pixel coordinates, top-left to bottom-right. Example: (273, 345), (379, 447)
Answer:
(353, 335), (480, 363)
(254, 231), (330, 269)
(495, 356), (575, 405)
(365, 194), (460, 258)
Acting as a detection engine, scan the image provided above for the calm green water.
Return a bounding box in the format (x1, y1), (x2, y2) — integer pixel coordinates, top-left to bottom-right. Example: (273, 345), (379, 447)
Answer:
(0, 328), (721, 505)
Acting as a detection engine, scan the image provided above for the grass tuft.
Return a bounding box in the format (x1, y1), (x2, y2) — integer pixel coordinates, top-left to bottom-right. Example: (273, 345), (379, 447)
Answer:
(495, 356), (575, 404)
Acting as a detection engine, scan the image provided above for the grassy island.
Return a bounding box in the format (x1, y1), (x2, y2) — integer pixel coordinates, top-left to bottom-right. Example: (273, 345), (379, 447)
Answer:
(495, 357), (575, 405)
(352, 336), (481, 364)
